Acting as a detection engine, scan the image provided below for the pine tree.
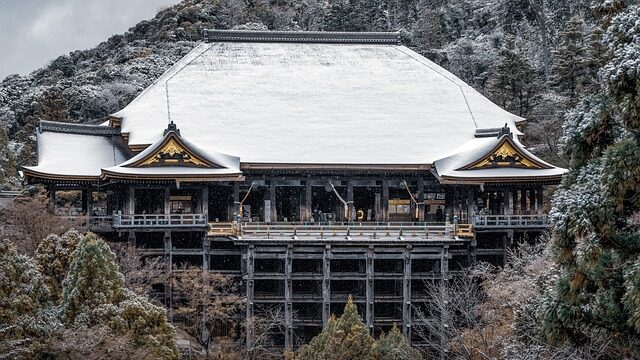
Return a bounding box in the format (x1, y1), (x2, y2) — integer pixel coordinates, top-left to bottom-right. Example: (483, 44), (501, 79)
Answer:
(296, 295), (376, 360)
(0, 239), (55, 358)
(487, 38), (541, 117)
(61, 232), (178, 359)
(544, 4), (640, 357)
(375, 324), (422, 360)
(551, 16), (591, 101)
(35, 229), (82, 301)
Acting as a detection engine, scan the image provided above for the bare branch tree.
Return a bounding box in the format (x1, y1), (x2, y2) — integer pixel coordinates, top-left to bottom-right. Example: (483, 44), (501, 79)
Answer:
(243, 304), (291, 360)
(0, 189), (71, 255)
(109, 242), (168, 298)
(171, 265), (244, 359)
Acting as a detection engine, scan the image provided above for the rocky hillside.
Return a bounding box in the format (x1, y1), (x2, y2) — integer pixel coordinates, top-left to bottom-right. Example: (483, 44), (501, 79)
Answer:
(0, 0), (609, 185)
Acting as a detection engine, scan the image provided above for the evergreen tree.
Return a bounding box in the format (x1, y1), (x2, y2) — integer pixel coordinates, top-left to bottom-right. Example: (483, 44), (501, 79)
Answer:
(323, 0), (354, 31)
(374, 324), (422, 360)
(551, 16), (591, 101)
(0, 239), (56, 358)
(296, 296), (376, 360)
(61, 232), (178, 359)
(487, 39), (541, 117)
(544, 4), (640, 357)
(35, 229), (81, 301)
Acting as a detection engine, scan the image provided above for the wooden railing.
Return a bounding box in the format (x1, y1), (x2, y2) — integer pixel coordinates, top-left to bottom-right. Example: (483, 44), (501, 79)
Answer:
(60, 215), (113, 231)
(113, 213), (208, 228)
(472, 215), (549, 228)
(455, 224), (474, 238)
(237, 222), (455, 240)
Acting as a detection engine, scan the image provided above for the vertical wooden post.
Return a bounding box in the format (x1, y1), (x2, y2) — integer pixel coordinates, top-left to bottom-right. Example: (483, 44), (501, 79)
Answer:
(417, 177), (425, 222)
(128, 185), (136, 215)
(382, 179), (389, 222)
(520, 189), (527, 215)
(164, 231), (172, 321)
(284, 245), (293, 348)
(233, 182), (240, 219)
(246, 245), (255, 353)
(537, 188), (544, 215)
(305, 180), (312, 222)
(164, 187), (170, 215)
(402, 245), (412, 339)
(269, 179), (277, 222)
(322, 245), (331, 324)
(366, 246), (374, 332)
(201, 186), (209, 216)
(347, 180), (354, 222)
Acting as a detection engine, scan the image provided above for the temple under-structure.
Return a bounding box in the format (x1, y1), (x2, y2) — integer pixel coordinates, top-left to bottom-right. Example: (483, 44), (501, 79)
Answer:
(22, 30), (566, 350)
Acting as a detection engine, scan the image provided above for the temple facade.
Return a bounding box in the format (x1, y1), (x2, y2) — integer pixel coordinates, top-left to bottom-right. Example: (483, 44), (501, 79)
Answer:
(22, 30), (566, 350)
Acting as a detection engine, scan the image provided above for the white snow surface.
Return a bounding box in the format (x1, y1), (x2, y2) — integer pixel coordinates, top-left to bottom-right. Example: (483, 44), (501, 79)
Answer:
(434, 135), (567, 179)
(24, 131), (127, 177)
(113, 42), (526, 165)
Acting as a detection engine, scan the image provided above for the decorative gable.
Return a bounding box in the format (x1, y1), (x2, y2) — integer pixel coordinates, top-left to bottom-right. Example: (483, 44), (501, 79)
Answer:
(459, 136), (550, 171)
(126, 122), (221, 168)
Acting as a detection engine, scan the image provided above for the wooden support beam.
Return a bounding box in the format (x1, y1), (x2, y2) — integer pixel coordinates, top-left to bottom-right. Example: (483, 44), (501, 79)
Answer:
(366, 246), (374, 331)
(233, 182), (240, 219)
(304, 180), (312, 222)
(164, 231), (172, 321)
(322, 245), (331, 324)
(163, 187), (170, 215)
(201, 186), (209, 216)
(246, 245), (255, 352)
(269, 179), (277, 223)
(284, 245), (293, 348)
(536, 188), (544, 215)
(382, 179), (389, 222)
(417, 177), (425, 222)
(347, 180), (354, 222)
(128, 185), (136, 215)
(520, 189), (527, 215)
(402, 245), (412, 339)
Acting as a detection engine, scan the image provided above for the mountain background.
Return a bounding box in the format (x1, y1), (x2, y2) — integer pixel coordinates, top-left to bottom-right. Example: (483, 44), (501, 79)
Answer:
(0, 0), (613, 185)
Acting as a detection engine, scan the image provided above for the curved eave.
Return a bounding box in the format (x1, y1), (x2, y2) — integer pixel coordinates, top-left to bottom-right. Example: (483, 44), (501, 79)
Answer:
(100, 169), (244, 182)
(22, 167), (100, 183)
(438, 173), (563, 185)
(240, 163), (432, 171)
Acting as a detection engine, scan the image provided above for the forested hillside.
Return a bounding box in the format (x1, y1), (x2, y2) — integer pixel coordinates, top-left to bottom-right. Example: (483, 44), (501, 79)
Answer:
(0, 0), (620, 185)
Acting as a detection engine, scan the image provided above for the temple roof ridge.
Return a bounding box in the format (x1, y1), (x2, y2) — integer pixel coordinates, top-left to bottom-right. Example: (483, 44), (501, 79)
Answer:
(39, 120), (120, 136)
(203, 29), (401, 44)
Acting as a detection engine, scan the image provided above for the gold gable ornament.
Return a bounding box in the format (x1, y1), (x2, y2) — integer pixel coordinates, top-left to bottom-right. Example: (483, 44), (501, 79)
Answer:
(465, 138), (548, 170)
(139, 138), (210, 167)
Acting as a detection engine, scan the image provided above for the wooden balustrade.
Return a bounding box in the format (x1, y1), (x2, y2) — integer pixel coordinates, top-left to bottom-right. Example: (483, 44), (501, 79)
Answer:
(472, 215), (549, 228)
(112, 213), (208, 228)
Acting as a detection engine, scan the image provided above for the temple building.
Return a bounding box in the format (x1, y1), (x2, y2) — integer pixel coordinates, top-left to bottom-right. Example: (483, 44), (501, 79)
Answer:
(22, 30), (566, 350)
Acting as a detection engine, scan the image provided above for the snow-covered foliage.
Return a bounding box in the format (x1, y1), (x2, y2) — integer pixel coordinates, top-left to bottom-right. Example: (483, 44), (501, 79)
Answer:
(35, 229), (82, 301)
(60, 232), (178, 359)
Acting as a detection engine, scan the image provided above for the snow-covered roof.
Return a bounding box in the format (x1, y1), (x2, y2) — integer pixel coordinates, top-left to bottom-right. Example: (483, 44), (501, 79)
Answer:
(112, 30), (526, 165)
(433, 133), (566, 184)
(23, 126), (127, 180)
(102, 123), (242, 181)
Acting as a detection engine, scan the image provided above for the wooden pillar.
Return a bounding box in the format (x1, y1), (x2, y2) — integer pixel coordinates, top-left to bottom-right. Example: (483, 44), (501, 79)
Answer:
(366, 246), (374, 331)
(304, 180), (312, 222)
(245, 245), (255, 352)
(347, 180), (354, 222)
(284, 245), (293, 348)
(507, 189), (514, 215)
(417, 177), (425, 222)
(512, 190), (519, 215)
(322, 245), (331, 324)
(536, 188), (544, 214)
(382, 179), (389, 222)
(201, 186), (209, 216)
(520, 189), (527, 215)
(233, 182), (240, 219)
(163, 187), (170, 215)
(164, 231), (172, 321)
(269, 179), (277, 222)
(128, 185), (136, 215)
(402, 245), (412, 339)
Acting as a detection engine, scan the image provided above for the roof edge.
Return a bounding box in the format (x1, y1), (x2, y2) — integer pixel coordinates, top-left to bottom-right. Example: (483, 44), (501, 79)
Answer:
(203, 30), (401, 45)
(39, 120), (121, 136)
